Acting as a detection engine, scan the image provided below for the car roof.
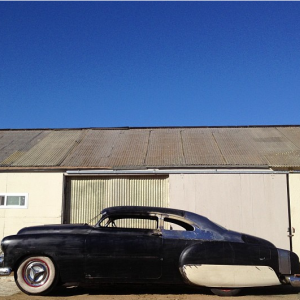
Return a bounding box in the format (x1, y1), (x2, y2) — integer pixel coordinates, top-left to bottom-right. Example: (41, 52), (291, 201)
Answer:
(101, 206), (187, 217)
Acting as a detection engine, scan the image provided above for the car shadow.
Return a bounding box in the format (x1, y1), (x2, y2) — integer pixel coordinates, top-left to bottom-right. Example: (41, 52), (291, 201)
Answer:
(49, 284), (300, 297)
(242, 285), (300, 296)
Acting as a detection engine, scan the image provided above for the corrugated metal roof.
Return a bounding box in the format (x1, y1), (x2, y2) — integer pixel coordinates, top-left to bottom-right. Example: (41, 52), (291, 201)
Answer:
(11, 130), (84, 167)
(211, 128), (267, 165)
(107, 129), (149, 167)
(0, 130), (47, 166)
(62, 130), (121, 167)
(1, 126), (300, 170)
(145, 129), (185, 166)
(181, 128), (225, 165)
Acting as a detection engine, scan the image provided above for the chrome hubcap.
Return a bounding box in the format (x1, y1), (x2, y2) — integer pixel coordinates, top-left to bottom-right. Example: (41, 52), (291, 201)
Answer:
(23, 260), (49, 287)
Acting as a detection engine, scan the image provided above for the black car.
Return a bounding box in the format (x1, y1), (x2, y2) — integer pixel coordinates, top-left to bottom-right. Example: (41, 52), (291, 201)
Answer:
(1, 206), (300, 296)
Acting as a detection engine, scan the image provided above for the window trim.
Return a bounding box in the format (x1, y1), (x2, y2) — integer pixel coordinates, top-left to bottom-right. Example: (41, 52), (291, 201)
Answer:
(99, 215), (159, 230)
(0, 193), (28, 209)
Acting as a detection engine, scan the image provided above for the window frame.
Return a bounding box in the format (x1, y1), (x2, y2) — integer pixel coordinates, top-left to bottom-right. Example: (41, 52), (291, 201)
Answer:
(162, 215), (195, 232)
(0, 193), (28, 209)
(99, 214), (159, 230)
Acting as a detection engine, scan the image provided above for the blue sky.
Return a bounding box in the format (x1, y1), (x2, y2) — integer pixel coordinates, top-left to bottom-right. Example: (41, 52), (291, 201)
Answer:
(0, 2), (300, 129)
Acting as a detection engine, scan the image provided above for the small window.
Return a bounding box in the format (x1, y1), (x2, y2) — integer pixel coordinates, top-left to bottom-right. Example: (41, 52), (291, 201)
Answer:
(163, 217), (194, 231)
(0, 194), (28, 208)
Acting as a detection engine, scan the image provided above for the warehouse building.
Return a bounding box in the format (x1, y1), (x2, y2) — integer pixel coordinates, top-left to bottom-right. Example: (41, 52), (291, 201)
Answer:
(0, 126), (300, 255)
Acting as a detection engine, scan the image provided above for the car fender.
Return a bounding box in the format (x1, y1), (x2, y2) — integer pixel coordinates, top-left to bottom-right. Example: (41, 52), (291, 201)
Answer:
(179, 241), (281, 288)
(2, 233), (86, 283)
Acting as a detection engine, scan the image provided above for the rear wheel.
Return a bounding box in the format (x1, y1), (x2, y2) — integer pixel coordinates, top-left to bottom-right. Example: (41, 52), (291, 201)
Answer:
(211, 288), (241, 296)
(14, 256), (58, 295)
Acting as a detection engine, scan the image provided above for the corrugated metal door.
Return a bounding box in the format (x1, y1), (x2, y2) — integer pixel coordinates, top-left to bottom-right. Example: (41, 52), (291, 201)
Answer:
(65, 176), (169, 224)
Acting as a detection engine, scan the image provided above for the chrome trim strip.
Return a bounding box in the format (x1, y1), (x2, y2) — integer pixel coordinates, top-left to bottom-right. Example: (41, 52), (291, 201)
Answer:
(0, 267), (12, 276)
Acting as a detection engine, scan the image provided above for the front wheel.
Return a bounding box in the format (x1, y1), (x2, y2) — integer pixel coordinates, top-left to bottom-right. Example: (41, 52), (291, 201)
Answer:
(211, 288), (242, 296)
(14, 256), (58, 295)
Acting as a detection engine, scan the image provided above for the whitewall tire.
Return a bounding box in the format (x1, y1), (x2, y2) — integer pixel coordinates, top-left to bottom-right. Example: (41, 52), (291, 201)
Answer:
(14, 256), (58, 295)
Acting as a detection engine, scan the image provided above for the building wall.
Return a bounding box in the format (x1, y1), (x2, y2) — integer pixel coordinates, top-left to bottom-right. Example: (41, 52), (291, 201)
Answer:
(169, 173), (290, 250)
(289, 174), (300, 255)
(0, 172), (63, 241)
(0, 171), (295, 256)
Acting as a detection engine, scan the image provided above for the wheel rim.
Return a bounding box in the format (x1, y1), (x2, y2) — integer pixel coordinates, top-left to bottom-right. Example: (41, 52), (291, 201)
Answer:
(22, 259), (50, 287)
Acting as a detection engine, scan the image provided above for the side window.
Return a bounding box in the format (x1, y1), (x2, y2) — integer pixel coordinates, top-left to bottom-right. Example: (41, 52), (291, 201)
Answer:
(100, 216), (158, 230)
(0, 194), (28, 209)
(163, 217), (194, 231)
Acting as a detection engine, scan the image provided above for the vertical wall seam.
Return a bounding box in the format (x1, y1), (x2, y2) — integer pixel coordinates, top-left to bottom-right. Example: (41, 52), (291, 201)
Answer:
(286, 173), (293, 251)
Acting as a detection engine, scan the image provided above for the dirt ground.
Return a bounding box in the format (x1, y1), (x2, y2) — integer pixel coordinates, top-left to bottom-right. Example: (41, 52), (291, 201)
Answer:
(1, 277), (300, 300)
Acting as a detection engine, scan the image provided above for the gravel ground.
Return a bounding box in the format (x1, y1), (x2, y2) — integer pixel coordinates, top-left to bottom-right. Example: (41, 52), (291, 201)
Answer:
(1, 276), (300, 300)
(0, 276), (19, 297)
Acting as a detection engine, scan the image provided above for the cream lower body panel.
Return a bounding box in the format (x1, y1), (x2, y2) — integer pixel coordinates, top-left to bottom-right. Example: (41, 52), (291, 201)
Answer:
(182, 264), (281, 288)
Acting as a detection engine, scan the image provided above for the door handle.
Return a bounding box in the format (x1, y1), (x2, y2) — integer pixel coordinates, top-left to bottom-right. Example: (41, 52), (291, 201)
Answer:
(288, 227), (295, 237)
(152, 231), (162, 236)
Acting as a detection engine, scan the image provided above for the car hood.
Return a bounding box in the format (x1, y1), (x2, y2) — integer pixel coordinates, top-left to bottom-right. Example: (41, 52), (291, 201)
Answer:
(17, 224), (93, 235)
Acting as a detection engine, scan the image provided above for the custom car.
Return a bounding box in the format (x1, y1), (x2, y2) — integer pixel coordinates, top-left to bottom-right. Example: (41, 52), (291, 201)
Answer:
(1, 206), (300, 296)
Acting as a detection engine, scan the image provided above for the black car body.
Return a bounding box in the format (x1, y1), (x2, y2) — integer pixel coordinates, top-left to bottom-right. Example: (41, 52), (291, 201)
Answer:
(1, 206), (300, 296)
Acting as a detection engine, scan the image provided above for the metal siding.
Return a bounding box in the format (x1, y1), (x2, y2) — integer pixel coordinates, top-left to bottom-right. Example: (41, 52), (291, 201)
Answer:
(265, 152), (300, 167)
(249, 127), (300, 167)
(212, 128), (267, 165)
(62, 130), (121, 167)
(69, 177), (108, 224)
(106, 129), (149, 167)
(67, 176), (169, 224)
(145, 129), (185, 166)
(250, 127), (298, 152)
(0, 130), (46, 166)
(169, 173), (290, 250)
(1, 126), (300, 168)
(277, 127), (300, 149)
(12, 131), (84, 167)
(181, 128), (225, 165)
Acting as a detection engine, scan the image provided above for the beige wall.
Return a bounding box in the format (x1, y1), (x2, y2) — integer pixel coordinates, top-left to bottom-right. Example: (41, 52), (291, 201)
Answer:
(169, 173), (290, 250)
(0, 171), (294, 255)
(0, 172), (63, 241)
(289, 174), (300, 255)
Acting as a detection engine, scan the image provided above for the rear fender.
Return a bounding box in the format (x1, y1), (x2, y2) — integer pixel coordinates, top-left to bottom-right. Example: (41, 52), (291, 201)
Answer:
(179, 241), (235, 268)
(179, 242), (281, 288)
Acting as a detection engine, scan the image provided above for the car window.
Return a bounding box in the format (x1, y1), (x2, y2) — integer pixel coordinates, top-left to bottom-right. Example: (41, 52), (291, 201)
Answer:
(100, 215), (158, 230)
(163, 217), (194, 231)
(186, 212), (227, 234)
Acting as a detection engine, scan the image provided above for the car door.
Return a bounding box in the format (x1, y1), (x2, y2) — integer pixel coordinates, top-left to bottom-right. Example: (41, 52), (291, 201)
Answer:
(85, 216), (163, 281)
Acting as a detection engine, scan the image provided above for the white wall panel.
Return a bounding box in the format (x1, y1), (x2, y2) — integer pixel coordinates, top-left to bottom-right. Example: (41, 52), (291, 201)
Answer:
(169, 174), (289, 250)
(289, 174), (300, 255)
(0, 173), (63, 241)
